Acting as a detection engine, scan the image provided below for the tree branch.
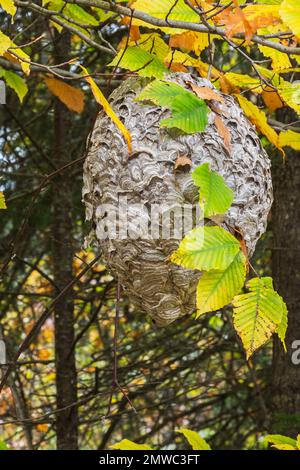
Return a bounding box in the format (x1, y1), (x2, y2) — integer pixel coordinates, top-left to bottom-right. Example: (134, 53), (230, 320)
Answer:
(63, 0), (300, 56)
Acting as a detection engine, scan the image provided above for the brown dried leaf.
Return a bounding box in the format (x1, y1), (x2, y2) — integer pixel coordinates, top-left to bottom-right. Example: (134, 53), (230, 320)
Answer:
(214, 115), (231, 153)
(175, 155), (192, 169)
(189, 82), (224, 104)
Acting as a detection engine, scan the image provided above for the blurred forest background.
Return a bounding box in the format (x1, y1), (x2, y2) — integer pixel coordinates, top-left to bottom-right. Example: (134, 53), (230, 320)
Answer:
(1, 0), (300, 450)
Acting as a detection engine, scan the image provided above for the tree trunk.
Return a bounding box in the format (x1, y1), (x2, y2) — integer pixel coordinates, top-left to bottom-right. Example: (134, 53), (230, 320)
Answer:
(51, 32), (78, 450)
(271, 148), (300, 436)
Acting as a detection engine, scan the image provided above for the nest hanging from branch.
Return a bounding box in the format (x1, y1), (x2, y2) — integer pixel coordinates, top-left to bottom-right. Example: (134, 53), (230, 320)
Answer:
(83, 73), (273, 327)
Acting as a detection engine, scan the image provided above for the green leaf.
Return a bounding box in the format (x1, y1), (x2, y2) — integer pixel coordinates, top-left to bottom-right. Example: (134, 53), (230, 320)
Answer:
(196, 251), (246, 317)
(131, 0), (199, 33)
(109, 46), (168, 79)
(161, 93), (209, 133)
(136, 34), (170, 61)
(94, 7), (114, 23)
(170, 226), (241, 272)
(110, 439), (152, 450)
(276, 299), (288, 352)
(177, 429), (211, 450)
(264, 434), (297, 450)
(0, 67), (28, 103)
(192, 163), (234, 218)
(138, 79), (184, 107)
(64, 4), (99, 26)
(233, 277), (286, 359)
(0, 192), (6, 209)
(45, 1), (93, 37)
(0, 441), (8, 450)
(138, 79), (209, 133)
(132, 0), (199, 22)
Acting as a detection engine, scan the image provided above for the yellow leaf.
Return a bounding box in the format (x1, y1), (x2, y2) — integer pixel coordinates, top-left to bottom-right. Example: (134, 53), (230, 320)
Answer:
(44, 77), (84, 113)
(0, 31), (30, 75)
(233, 277), (285, 359)
(0, 0), (16, 16)
(177, 429), (211, 450)
(236, 95), (281, 151)
(110, 439), (152, 450)
(224, 72), (263, 93)
(271, 444), (297, 450)
(277, 81), (300, 115)
(278, 129), (300, 150)
(0, 192), (7, 209)
(80, 65), (132, 153)
(13, 47), (30, 75)
(257, 23), (292, 71)
(258, 44), (291, 70)
(279, 0), (300, 39)
(0, 31), (11, 56)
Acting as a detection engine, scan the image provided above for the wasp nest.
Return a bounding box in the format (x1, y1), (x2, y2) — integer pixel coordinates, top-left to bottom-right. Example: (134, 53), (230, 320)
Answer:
(83, 73), (273, 326)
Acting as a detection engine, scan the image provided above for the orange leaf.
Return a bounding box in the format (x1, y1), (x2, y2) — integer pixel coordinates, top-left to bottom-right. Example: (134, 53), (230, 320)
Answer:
(44, 77), (84, 114)
(168, 62), (188, 72)
(38, 349), (51, 360)
(262, 87), (284, 113)
(80, 65), (132, 153)
(36, 424), (49, 433)
(219, 75), (239, 95)
(217, 2), (281, 43)
(3, 51), (20, 65)
(214, 115), (231, 153)
(130, 25), (140, 41)
(189, 83), (224, 104)
(169, 31), (209, 55)
(219, 0), (254, 43)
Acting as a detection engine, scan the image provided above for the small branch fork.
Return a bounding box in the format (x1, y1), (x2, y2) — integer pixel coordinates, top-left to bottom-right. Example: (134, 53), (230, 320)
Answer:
(106, 280), (137, 416)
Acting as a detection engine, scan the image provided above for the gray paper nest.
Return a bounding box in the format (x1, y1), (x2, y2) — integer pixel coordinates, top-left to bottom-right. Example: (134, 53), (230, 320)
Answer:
(82, 73), (273, 326)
